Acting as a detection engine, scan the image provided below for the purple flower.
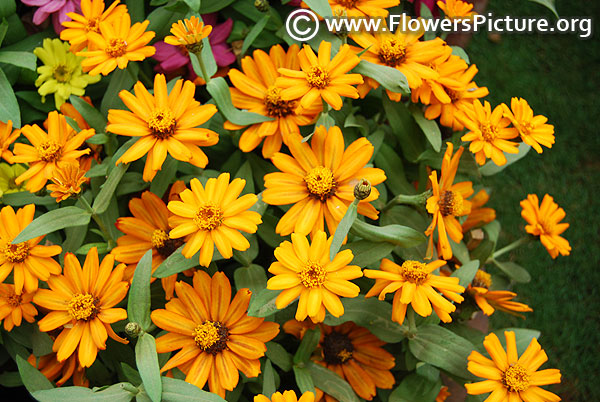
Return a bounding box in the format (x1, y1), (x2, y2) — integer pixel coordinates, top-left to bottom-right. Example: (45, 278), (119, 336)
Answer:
(408, 0), (440, 17)
(21, 0), (80, 34)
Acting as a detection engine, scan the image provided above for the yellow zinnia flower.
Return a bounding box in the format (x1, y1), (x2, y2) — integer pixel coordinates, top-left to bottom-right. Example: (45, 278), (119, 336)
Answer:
(0, 204), (62, 294)
(411, 51), (464, 105)
(0, 163), (28, 196)
(468, 270), (533, 317)
(267, 230), (363, 323)
(324, 0), (399, 17)
(33, 39), (101, 108)
(462, 189), (496, 232)
(28, 352), (88, 387)
(77, 12), (155, 75)
(520, 194), (571, 259)
(276, 41), (363, 112)
(107, 74), (219, 181)
(502, 97), (555, 153)
(164, 16), (212, 53)
(60, 0), (128, 52)
(34, 247), (129, 368)
(47, 163), (87, 202)
(437, 0), (476, 20)
(12, 111), (95, 192)
(167, 173), (262, 267)
(365, 258), (465, 324)
(255, 391), (314, 402)
(0, 120), (19, 163)
(151, 271), (280, 398)
(224, 44), (322, 158)
(263, 125), (386, 238)
(0, 284), (38, 331)
(465, 331), (561, 402)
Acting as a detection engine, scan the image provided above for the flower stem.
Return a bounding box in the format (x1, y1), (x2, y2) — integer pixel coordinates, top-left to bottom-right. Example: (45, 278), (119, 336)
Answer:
(382, 189), (432, 213)
(407, 307), (417, 337)
(489, 236), (531, 261)
(79, 196), (117, 249)
(194, 52), (211, 85)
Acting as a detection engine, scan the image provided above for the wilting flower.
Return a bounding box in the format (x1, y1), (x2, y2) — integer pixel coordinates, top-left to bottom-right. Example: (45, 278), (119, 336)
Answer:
(255, 391), (315, 402)
(276, 41), (363, 112)
(60, 0), (128, 52)
(468, 270), (532, 317)
(457, 100), (520, 166)
(107, 74), (219, 181)
(12, 111), (95, 192)
(47, 163), (87, 202)
(425, 143), (473, 260)
(263, 126), (385, 237)
(466, 331), (561, 402)
(77, 12), (155, 75)
(0, 284), (38, 331)
(267, 231), (363, 323)
(462, 189), (496, 232)
(365, 258), (465, 324)
(225, 44), (321, 158)
(34, 247), (129, 367)
(21, 0), (80, 34)
(436, 386), (451, 402)
(0, 164), (28, 196)
(0, 204), (62, 294)
(0, 120), (19, 163)
(167, 173), (262, 267)
(33, 39), (101, 108)
(151, 271), (279, 397)
(28, 353), (88, 387)
(520, 194), (571, 258)
(502, 98), (555, 153)
(165, 16), (212, 53)
(111, 191), (184, 299)
(437, 0), (476, 20)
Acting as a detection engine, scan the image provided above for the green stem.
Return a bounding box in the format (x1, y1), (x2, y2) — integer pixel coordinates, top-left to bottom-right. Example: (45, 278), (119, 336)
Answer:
(194, 52), (211, 85)
(79, 196), (117, 249)
(407, 307), (417, 336)
(382, 189), (432, 213)
(490, 236), (531, 261)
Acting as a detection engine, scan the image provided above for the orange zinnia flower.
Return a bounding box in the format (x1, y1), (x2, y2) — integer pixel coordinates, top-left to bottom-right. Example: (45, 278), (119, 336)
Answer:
(267, 231), (363, 323)
(365, 258), (465, 324)
(151, 271), (279, 397)
(466, 331), (561, 402)
(0, 120), (19, 163)
(28, 353), (88, 387)
(468, 270), (532, 317)
(47, 163), (87, 202)
(77, 12), (155, 75)
(0, 204), (62, 294)
(164, 16), (212, 52)
(111, 191), (184, 299)
(305, 0), (399, 18)
(502, 97), (555, 153)
(425, 143), (473, 260)
(263, 126), (386, 237)
(224, 44), (321, 158)
(11, 111), (95, 193)
(438, 0), (476, 20)
(0, 284), (38, 331)
(107, 74), (219, 181)
(60, 0), (128, 52)
(462, 189), (496, 232)
(520, 194), (571, 258)
(411, 52), (464, 106)
(276, 41), (363, 112)
(34, 247), (129, 367)
(167, 173), (262, 267)
(255, 391), (315, 402)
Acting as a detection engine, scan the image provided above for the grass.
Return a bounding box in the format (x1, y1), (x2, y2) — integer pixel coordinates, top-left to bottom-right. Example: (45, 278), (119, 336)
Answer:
(464, 0), (600, 400)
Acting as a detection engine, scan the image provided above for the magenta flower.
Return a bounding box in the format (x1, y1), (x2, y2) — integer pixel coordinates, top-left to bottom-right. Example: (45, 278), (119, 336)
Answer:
(408, 0), (440, 17)
(21, 0), (80, 34)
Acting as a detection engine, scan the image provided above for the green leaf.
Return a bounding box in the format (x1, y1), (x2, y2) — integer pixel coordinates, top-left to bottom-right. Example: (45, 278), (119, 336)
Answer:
(136, 333), (162, 402)
(32, 327), (55, 357)
(408, 325), (475, 379)
(303, 0), (333, 17)
(13, 206), (91, 243)
(308, 362), (359, 402)
(0, 50), (36, 70)
(0, 191), (55, 206)
(451, 260), (480, 288)
(93, 163), (129, 214)
(241, 14), (270, 55)
(150, 156), (177, 197)
(247, 288), (280, 318)
(32, 383), (138, 402)
(153, 245), (199, 278)
(101, 65), (137, 115)
(528, 0), (558, 17)
(410, 105), (442, 152)
(471, 239), (495, 265)
(76, 242), (110, 255)
(374, 144), (416, 196)
(340, 240), (395, 267)
(266, 342), (293, 372)
(182, 0), (200, 11)
(234, 264), (267, 295)
(0, 18), (8, 47)
(382, 96), (426, 163)
(294, 327), (321, 364)
(323, 296), (407, 343)
(350, 219), (426, 247)
(69, 95), (107, 133)
(293, 366), (315, 396)
(116, 172), (148, 197)
(479, 143), (531, 176)
(128, 250), (153, 331)
(492, 260), (531, 283)
(450, 46), (470, 63)
(200, 0), (236, 13)
(354, 60), (410, 95)
(262, 359), (276, 398)
(16, 355), (54, 394)
(120, 363), (142, 387)
(0, 68), (20, 127)
(389, 373), (441, 402)
(161, 376), (226, 401)
(87, 134), (109, 144)
(330, 199), (358, 260)
(126, 0), (145, 22)
(206, 77), (273, 126)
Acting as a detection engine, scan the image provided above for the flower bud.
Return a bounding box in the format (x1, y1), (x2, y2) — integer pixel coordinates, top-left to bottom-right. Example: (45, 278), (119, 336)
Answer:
(354, 178), (371, 200)
(254, 0), (270, 12)
(125, 322), (142, 338)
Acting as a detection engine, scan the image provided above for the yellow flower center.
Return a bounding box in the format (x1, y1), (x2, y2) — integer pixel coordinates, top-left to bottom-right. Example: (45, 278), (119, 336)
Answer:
(472, 270), (492, 289)
(378, 38), (407, 67)
(85, 17), (100, 33)
(444, 87), (460, 102)
(151, 229), (170, 249)
(539, 219), (555, 235)
(519, 122), (533, 136)
(400, 261), (429, 285)
(306, 66), (330, 89)
(37, 141), (62, 162)
(480, 123), (498, 142)
(322, 331), (354, 365)
(105, 38), (127, 57)
(193, 204), (224, 231)
(299, 261), (327, 289)
(304, 166), (336, 201)
(7, 293), (22, 307)
(3, 242), (30, 263)
(438, 190), (465, 217)
(264, 86), (295, 118)
(53, 64), (73, 83)
(335, 0), (359, 8)
(148, 109), (177, 139)
(502, 364), (530, 392)
(193, 321), (229, 354)
(68, 293), (98, 321)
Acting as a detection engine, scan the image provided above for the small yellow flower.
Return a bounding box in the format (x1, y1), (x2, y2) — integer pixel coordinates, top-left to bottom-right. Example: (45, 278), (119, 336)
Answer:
(437, 0), (476, 20)
(164, 16), (212, 53)
(468, 270), (532, 317)
(502, 98), (555, 153)
(520, 194), (570, 258)
(0, 163), (28, 197)
(0, 284), (38, 331)
(33, 39), (100, 108)
(254, 391), (315, 402)
(47, 163), (87, 202)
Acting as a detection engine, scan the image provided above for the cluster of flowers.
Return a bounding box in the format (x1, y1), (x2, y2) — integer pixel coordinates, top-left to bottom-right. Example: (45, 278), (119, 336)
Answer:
(0, 0), (570, 401)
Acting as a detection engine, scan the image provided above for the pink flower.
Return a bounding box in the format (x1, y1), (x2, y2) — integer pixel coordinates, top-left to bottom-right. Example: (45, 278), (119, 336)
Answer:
(21, 0), (80, 34)
(408, 0), (440, 17)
